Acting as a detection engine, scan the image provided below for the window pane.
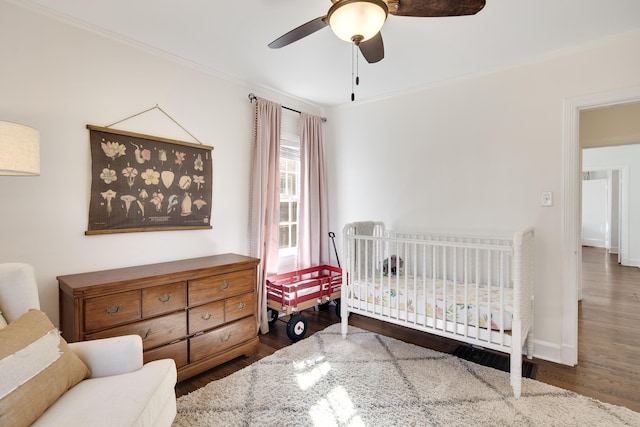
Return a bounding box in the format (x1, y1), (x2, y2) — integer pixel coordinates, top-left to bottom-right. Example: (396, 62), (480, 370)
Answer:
(279, 226), (289, 249)
(286, 158), (295, 170)
(290, 175), (297, 196)
(291, 224), (297, 247)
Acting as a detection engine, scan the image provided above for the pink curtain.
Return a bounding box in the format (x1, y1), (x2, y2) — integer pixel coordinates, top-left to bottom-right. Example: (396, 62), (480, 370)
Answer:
(297, 113), (330, 268)
(248, 98), (281, 334)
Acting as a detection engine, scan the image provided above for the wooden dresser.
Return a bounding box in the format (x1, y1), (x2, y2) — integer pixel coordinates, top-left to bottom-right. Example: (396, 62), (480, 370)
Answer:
(58, 253), (260, 382)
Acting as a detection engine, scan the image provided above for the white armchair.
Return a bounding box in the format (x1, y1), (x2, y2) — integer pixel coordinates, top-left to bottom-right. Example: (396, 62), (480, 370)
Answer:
(0, 263), (177, 426)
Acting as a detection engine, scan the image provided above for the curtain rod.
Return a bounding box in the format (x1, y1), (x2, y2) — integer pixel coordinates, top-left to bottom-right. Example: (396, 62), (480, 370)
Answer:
(248, 93), (326, 123)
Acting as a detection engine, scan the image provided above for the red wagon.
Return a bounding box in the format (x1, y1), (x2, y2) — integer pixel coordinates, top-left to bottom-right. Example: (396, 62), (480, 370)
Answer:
(266, 265), (342, 341)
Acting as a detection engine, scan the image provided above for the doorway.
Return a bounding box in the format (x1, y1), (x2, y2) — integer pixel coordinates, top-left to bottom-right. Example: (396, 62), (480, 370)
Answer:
(562, 86), (640, 366)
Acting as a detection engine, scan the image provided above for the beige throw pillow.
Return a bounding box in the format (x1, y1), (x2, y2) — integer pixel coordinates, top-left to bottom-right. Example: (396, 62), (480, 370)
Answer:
(0, 309), (90, 427)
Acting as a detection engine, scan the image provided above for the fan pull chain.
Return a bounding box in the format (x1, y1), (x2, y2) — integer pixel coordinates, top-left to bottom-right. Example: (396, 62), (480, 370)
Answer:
(351, 43), (360, 102)
(356, 44), (360, 86)
(351, 43), (355, 101)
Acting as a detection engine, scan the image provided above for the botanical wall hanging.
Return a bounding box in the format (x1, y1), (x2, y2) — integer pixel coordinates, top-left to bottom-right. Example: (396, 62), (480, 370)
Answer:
(86, 125), (213, 234)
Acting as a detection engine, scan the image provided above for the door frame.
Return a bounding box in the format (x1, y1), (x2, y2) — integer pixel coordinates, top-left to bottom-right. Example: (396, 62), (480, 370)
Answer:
(562, 85), (640, 366)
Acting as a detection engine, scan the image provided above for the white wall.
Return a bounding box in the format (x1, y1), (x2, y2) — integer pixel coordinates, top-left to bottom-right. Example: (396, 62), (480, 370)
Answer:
(324, 30), (640, 362)
(0, 2), (320, 324)
(581, 178), (608, 248)
(583, 145), (640, 266)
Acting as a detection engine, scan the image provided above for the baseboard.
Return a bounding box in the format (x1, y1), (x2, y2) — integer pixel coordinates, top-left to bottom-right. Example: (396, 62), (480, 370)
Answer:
(529, 338), (568, 365)
(620, 256), (640, 267)
(581, 239), (605, 247)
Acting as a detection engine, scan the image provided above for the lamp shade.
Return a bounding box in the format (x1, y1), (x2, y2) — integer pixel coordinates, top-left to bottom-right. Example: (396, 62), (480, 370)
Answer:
(0, 121), (40, 176)
(328, 0), (388, 43)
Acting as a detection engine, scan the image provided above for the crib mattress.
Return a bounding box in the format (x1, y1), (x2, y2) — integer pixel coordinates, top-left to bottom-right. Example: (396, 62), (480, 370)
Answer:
(349, 277), (514, 331)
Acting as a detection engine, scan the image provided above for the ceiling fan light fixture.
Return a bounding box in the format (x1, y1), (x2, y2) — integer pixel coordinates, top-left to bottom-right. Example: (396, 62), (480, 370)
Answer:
(328, 0), (388, 44)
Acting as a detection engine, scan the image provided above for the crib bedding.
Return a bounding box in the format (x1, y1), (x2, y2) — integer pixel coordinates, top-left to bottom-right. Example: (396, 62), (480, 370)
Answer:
(349, 277), (514, 331)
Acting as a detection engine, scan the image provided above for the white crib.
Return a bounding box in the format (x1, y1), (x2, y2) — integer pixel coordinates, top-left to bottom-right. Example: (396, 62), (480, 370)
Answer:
(340, 222), (535, 398)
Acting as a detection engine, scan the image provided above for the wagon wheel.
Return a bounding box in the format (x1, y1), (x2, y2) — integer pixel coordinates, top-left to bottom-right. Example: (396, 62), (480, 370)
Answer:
(286, 313), (308, 341)
(267, 308), (279, 326)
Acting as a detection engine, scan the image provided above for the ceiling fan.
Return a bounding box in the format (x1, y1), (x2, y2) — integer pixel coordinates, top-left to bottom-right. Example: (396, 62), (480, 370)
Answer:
(268, 0), (486, 63)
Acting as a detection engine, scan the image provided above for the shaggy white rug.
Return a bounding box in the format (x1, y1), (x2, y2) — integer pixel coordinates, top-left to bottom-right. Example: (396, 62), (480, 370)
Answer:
(174, 324), (640, 426)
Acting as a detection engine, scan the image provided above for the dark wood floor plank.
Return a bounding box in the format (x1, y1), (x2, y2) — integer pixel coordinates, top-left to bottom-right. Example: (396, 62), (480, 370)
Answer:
(176, 247), (640, 413)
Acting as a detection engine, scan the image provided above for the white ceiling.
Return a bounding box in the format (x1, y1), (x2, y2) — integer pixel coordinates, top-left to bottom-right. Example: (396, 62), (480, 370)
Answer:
(22, 0), (640, 107)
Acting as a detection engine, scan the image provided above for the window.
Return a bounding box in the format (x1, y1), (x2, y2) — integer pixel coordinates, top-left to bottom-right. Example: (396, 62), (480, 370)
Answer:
(279, 135), (300, 258)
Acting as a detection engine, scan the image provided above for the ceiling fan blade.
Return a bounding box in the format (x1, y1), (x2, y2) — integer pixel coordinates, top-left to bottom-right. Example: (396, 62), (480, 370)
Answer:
(358, 32), (384, 63)
(390, 0), (486, 17)
(268, 16), (328, 49)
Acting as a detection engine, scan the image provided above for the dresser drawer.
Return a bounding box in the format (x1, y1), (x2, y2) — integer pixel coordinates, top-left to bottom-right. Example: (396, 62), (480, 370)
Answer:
(188, 300), (224, 334)
(86, 311), (186, 350)
(144, 339), (188, 369)
(188, 269), (255, 305)
(189, 316), (256, 362)
(142, 281), (187, 318)
(225, 292), (256, 323)
(84, 289), (141, 332)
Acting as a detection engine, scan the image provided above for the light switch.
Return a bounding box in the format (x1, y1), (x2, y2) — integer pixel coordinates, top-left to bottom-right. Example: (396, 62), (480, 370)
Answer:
(541, 191), (553, 207)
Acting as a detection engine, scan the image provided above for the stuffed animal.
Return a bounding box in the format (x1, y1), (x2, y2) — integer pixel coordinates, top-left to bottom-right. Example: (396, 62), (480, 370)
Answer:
(383, 255), (403, 276)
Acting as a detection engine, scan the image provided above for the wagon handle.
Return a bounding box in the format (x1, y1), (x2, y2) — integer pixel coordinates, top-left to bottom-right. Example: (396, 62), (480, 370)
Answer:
(328, 231), (340, 268)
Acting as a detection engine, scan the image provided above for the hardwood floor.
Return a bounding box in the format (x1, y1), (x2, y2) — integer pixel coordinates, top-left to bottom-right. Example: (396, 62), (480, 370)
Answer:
(533, 246), (640, 412)
(176, 247), (640, 413)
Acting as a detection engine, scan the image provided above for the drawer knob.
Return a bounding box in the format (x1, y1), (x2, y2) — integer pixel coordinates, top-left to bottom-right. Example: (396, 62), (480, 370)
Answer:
(105, 304), (122, 315)
(201, 313), (212, 321)
(218, 280), (231, 291)
(220, 332), (231, 343)
(158, 293), (172, 303)
(236, 302), (246, 310)
(139, 329), (151, 341)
